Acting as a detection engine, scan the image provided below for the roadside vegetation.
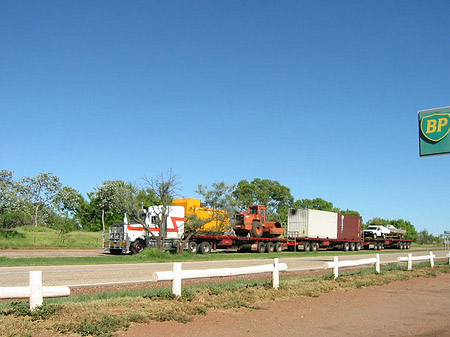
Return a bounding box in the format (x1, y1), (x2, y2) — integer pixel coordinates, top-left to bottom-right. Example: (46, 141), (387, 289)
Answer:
(1, 261), (449, 337)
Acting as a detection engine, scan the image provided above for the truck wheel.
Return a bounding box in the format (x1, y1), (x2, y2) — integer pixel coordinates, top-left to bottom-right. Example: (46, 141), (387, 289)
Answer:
(311, 242), (318, 251)
(265, 242), (275, 253)
(251, 222), (264, 237)
(355, 242), (361, 251)
(256, 241), (266, 253)
(188, 241), (198, 254)
(199, 241), (211, 254)
(342, 242), (349, 251)
(304, 242), (311, 252)
(274, 242), (283, 252)
(349, 242), (356, 251)
(130, 240), (146, 254)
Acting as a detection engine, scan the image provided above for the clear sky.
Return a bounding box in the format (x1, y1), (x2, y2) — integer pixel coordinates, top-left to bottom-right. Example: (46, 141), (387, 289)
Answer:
(1, 1), (449, 235)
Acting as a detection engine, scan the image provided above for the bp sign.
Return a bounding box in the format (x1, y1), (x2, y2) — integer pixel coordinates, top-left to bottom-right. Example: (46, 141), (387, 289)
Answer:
(418, 106), (450, 156)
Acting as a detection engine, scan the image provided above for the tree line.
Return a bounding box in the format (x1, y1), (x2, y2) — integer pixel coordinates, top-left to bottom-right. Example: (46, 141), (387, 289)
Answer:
(1, 170), (436, 243)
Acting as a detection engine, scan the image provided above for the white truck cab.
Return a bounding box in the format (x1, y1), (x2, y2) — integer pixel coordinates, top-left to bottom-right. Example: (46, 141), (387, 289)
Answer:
(363, 225), (390, 238)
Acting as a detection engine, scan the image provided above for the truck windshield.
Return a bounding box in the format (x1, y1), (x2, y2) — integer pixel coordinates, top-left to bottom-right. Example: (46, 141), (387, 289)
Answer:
(250, 207), (258, 214)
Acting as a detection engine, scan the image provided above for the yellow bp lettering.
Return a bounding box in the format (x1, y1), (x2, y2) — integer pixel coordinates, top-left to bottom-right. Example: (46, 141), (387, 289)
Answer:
(437, 118), (448, 132)
(426, 120), (437, 133)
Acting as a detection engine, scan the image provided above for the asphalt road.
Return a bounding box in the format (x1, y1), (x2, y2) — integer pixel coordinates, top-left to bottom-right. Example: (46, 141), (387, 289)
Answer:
(0, 249), (448, 287)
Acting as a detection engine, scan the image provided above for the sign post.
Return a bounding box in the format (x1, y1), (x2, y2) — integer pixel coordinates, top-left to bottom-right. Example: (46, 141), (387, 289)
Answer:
(418, 106), (450, 156)
(443, 231), (450, 250)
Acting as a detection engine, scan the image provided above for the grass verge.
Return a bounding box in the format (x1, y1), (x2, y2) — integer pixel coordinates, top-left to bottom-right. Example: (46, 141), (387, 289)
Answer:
(0, 226), (102, 249)
(1, 261), (449, 337)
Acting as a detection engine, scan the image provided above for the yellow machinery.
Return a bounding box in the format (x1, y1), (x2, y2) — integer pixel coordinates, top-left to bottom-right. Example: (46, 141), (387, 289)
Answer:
(172, 198), (229, 232)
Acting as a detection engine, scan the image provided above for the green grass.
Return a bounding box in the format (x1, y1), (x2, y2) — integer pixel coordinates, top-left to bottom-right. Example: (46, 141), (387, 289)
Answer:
(0, 226), (102, 249)
(1, 262), (449, 337)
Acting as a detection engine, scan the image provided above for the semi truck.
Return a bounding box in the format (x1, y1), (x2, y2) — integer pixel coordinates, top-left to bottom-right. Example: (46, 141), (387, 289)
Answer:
(103, 202), (412, 254)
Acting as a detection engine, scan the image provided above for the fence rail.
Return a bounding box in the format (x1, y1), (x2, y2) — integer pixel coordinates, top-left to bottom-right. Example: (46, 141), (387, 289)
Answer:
(324, 254), (381, 279)
(398, 252), (436, 270)
(0, 271), (70, 310)
(151, 259), (288, 296)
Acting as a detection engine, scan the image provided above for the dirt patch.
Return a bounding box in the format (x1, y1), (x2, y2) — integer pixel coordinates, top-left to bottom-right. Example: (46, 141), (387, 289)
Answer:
(117, 273), (450, 337)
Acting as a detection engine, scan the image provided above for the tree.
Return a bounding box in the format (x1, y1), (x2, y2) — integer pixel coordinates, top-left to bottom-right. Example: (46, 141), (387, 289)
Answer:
(19, 172), (62, 227)
(93, 180), (137, 232)
(54, 186), (81, 217)
(176, 182), (238, 254)
(292, 198), (338, 212)
(0, 170), (30, 228)
(0, 170), (17, 214)
(233, 179), (294, 222)
(417, 229), (439, 245)
(142, 170), (181, 250)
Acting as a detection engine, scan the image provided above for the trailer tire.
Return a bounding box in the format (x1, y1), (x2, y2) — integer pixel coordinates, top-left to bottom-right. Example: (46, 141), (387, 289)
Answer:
(274, 242), (283, 252)
(355, 242), (361, 251)
(265, 242), (275, 253)
(350, 242), (356, 251)
(311, 242), (318, 251)
(130, 239), (146, 255)
(304, 242), (311, 252)
(257, 241), (266, 253)
(251, 222), (264, 238)
(342, 242), (349, 251)
(199, 241), (211, 254)
(188, 241), (198, 254)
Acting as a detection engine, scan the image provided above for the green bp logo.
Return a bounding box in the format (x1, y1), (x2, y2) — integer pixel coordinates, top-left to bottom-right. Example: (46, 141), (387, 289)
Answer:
(420, 113), (450, 142)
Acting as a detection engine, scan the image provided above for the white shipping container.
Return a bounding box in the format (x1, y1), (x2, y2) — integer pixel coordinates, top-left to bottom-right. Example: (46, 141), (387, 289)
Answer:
(287, 209), (338, 239)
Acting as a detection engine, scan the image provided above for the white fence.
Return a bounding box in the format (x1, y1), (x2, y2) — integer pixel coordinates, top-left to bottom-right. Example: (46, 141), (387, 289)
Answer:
(0, 271), (70, 310)
(151, 258), (288, 296)
(324, 254), (381, 279)
(2, 252), (449, 308)
(397, 252), (436, 270)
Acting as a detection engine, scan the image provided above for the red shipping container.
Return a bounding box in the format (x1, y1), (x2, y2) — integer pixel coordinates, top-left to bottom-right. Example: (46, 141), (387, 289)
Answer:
(337, 213), (362, 241)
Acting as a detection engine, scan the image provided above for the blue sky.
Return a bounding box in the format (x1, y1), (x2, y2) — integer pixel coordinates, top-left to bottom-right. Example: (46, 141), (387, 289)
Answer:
(1, 1), (449, 235)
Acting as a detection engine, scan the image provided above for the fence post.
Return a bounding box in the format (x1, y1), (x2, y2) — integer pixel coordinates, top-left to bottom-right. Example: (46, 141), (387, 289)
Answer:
(407, 253), (412, 270)
(375, 254), (380, 274)
(29, 271), (43, 310)
(430, 252), (434, 268)
(172, 262), (182, 297)
(333, 256), (339, 279)
(273, 258), (280, 289)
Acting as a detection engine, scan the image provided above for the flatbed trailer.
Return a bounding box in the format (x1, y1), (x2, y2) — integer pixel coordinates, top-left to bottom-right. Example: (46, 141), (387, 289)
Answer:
(363, 238), (412, 250)
(188, 234), (412, 254)
(188, 234), (287, 254)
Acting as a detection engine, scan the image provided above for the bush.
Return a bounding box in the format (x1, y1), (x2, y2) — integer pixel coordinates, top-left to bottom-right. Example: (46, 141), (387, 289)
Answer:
(0, 228), (25, 239)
